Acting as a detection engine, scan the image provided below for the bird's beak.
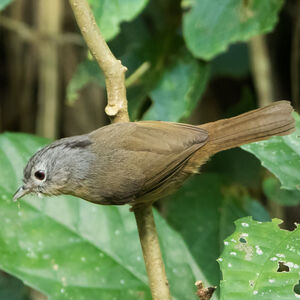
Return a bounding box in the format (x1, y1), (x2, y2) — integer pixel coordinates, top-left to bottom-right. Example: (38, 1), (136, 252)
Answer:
(13, 185), (30, 202)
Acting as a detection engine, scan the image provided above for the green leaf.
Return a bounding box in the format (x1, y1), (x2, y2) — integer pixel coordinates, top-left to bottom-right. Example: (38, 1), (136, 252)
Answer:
(263, 177), (300, 206)
(242, 112), (300, 190)
(143, 51), (210, 122)
(0, 132), (208, 300)
(219, 217), (300, 299)
(183, 0), (284, 60)
(165, 174), (269, 287)
(0, 0), (13, 10)
(88, 0), (149, 41)
(66, 59), (105, 104)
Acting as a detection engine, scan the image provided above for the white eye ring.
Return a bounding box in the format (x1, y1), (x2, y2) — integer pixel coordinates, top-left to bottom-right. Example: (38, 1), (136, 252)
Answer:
(34, 170), (46, 181)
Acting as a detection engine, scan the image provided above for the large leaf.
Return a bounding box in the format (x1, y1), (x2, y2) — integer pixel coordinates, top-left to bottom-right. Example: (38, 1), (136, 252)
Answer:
(183, 0), (284, 60)
(0, 132), (211, 300)
(219, 217), (300, 299)
(242, 112), (300, 190)
(88, 0), (149, 41)
(143, 50), (209, 122)
(165, 174), (269, 288)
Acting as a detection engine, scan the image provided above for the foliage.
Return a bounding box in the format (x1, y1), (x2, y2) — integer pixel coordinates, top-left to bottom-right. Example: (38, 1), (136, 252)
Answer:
(68, 0), (284, 121)
(3, 127), (300, 299)
(2, 0), (300, 299)
(144, 50), (210, 121)
(219, 217), (300, 299)
(165, 174), (269, 287)
(182, 0), (284, 60)
(0, 132), (275, 299)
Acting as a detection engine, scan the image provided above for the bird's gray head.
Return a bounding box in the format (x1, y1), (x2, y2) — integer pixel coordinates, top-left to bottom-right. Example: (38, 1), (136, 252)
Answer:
(13, 135), (93, 201)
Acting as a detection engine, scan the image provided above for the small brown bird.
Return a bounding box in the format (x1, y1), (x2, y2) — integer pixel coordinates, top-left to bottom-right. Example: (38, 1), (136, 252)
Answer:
(13, 101), (295, 207)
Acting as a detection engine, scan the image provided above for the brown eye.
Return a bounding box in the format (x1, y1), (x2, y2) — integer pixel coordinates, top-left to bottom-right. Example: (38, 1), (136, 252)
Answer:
(34, 170), (45, 181)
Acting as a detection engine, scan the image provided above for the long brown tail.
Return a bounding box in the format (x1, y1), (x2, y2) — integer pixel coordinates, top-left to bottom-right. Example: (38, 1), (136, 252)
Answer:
(198, 101), (295, 154)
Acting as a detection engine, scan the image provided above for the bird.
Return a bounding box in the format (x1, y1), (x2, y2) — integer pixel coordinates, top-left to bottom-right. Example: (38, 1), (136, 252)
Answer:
(13, 101), (295, 208)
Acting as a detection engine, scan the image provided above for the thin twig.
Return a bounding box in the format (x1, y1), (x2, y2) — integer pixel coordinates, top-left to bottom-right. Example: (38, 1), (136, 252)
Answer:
(0, 15), (84, 46)
(249, 35), (273, 107)
(125, 61), (151, 87)
(69, 0), (129, 123)
(68, 1), (172, 299)
(134, 205), (172, 300)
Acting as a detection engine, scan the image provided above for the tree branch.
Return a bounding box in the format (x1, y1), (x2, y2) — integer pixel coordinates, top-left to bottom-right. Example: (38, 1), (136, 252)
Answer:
(134, 205), (172, 300)
(69, 0), (129, 123)
(69, 1), (172, 299)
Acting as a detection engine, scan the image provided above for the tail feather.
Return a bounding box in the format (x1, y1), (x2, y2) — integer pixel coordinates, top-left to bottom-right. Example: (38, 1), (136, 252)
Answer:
(198, 101), (295, 153)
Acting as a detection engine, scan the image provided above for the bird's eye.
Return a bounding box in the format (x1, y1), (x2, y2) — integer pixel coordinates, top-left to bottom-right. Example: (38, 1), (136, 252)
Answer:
(34, 170), (45, 181)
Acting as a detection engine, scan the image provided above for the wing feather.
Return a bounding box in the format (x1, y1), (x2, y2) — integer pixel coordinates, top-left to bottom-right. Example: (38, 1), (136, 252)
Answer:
(89, 121), (208, 203)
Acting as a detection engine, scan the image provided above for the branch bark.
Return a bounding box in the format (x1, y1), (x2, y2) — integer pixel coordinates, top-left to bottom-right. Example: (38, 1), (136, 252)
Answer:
(69, 0), (129, 123)
(134, 205), (171, 300)
(69, 1), (171, 299)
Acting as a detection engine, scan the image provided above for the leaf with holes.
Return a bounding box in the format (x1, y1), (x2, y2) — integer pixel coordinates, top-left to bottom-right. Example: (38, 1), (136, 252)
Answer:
(183, 0), (284, 60)
(0, 132), (211, 299)
(219, 217), (300, 299)
(242, 112), (300, 190)
(165, 174), (269, 288)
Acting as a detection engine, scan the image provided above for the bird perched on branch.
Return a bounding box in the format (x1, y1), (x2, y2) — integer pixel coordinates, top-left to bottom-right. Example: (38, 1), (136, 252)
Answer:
(13, 101), (295, 207)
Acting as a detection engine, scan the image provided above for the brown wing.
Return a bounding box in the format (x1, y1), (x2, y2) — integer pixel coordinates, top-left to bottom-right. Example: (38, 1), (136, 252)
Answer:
(89, 121), (208, 203)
